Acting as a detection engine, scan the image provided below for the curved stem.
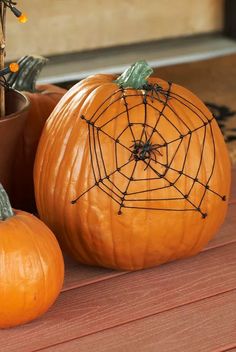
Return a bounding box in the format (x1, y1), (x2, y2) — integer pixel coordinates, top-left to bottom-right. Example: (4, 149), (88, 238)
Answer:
(7, 54), (48, 92)
(115, 60), (153, 89)
(0, 183), (14, 220)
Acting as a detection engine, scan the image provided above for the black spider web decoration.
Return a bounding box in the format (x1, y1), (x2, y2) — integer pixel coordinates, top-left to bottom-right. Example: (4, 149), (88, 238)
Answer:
(71, 82), (226, 219)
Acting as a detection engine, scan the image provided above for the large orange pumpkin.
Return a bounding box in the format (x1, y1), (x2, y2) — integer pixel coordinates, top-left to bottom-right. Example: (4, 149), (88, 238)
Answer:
(0, 184), (64, 328)
(34, 61), (231, 271)
(7, 55), (67, 212)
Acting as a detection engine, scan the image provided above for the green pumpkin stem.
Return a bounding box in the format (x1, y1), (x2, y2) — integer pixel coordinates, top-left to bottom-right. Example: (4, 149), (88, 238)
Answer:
(0, 184), (14, 220)
(115, 60), (153, 89)
(7, 55), (48, 93)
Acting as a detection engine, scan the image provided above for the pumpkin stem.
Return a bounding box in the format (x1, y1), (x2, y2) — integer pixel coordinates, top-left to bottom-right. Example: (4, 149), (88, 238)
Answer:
(7, 55), (48, 93)
(115, 60), (153, 89)
(0, 184), (14, 220)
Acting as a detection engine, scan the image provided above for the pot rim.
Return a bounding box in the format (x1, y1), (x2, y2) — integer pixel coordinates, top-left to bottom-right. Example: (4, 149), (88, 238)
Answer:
(0, 88), (30, 122)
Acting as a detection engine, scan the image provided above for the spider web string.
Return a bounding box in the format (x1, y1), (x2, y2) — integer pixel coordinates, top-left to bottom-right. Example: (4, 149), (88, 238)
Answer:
(139, 90), (148, 144)
(146, 153), (224, 199)
(71, 157), (134, 203)
(120, 87), (136, 142)
(142, 160), (207, 217)
(118, 160), (138, 215)
(148, 82), (172, 142)
(72, 83), (226, 218)
(185, 124), (207, 198)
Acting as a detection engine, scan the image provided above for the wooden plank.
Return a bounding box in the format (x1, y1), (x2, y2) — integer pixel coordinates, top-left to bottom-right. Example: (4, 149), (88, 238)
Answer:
(62, 254), (125, 292)
(39, 290), (236, 352)
(62, 203), (236, 292)
(1, 243), (236, 352)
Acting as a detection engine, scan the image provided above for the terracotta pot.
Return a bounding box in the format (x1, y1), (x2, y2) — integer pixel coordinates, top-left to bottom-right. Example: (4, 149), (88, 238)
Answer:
(0, 89), (29, 198)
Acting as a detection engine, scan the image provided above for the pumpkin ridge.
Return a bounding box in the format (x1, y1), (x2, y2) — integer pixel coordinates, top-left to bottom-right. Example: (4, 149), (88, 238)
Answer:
(38, 99), (78, 223)
(20, 212), (64, 304)
(83, 84), (123, 266)
(14, 215), (49, 315)
(112, 91), (132, 269)
(168, 85), (209, 256)
(35, 84), (91, 224)
(189, 118), (209, 253)
(58, 105), (96, 263)
(107, 93), (123, 267)
(74, 83), (121, 265)
(168, 88), (192, 258)
(141, 82), (171, 267)
(52, 83), (117, 264)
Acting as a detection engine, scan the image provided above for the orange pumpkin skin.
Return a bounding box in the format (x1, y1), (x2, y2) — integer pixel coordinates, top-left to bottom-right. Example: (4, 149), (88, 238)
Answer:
(0, 209), (64, 328)
(34, 63), (231, 271)
(12, 84), (66, 212)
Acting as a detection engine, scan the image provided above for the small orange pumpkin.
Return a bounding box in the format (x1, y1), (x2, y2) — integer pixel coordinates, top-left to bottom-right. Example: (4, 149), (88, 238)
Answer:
(34, 61), (231, 271)
(7, 55), (67, 212)
(0, 184), (64, 328)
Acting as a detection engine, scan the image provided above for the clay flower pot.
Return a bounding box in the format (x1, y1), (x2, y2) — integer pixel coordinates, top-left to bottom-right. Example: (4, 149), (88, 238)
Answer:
(0, 88), (29, 198)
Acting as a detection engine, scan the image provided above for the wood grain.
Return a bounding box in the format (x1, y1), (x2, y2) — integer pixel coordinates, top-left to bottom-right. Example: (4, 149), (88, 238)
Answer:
(1, 243), (235, 352)
(62, 254), (125, 292)
(39, 290), (236, 352)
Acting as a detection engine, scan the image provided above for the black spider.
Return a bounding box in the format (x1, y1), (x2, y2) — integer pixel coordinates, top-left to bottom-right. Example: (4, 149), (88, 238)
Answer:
(130, 139), (163, 169)
(142, 83), (170, 103)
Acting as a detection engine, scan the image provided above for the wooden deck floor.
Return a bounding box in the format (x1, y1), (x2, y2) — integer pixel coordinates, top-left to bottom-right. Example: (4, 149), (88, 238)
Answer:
(1, 168), (236, 352)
